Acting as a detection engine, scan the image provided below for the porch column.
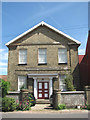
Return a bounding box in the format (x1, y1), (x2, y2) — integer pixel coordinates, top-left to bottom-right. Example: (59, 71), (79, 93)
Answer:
(49, 77), (53, 97)
(33, 77), (37, 99)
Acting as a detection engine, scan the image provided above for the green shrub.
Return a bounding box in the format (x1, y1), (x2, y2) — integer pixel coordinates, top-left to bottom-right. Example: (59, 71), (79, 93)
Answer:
(56, 104), (66, 110)
(16, 93), (36, 111)
(0, 79), (10, 98)
(81, 104), (90, 110)
(87, 104), (90, 110)
(64, 75), (75, 91)
(2, 97), (16, 112)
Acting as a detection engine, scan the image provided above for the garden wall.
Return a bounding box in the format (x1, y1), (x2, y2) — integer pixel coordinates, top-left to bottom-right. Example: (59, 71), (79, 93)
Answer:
(61, 91), (85, 107)
(7, 91), (85, 107)
(6, 91), (20, 103)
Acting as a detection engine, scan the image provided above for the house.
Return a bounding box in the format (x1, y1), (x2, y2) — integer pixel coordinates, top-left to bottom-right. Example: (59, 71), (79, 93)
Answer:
(6, 21), (81, 100)
(0, 75), (7, 81)
(79, 30), (90, 88)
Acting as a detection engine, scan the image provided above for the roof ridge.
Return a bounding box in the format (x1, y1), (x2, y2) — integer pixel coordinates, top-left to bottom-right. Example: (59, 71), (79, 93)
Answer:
(5, 21), (81, 46)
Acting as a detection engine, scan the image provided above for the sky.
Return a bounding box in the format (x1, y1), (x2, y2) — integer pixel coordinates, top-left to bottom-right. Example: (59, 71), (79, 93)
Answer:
(1, 2), (88, 75)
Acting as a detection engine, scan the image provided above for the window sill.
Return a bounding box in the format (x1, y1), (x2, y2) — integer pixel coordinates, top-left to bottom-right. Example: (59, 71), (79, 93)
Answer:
(38, 63), (47, 65)
(58, 63), (67, 65)
(18, 64), (27, 65)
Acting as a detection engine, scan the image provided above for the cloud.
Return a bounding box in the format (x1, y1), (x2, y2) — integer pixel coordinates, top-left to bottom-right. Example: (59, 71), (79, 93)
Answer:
(0, 49), (6, 52)
(0, 49), (8, 61)
(78, 49), (85, 55)
(0, 67), (7, 75)
(0, 62), (7, 66)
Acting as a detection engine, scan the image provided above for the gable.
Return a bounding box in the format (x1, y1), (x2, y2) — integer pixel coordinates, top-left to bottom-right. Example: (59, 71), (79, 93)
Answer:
(6, 21), (81, 46)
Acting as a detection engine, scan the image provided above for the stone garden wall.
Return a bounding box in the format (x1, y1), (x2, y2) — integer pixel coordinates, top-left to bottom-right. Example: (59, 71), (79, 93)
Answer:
(6, 91), (20, 103)
(61, 91), (85, 107)
(7, 90), (85, 108)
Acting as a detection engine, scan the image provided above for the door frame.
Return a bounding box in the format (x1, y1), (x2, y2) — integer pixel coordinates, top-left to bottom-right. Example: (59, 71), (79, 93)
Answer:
(37, 81), (49, 99)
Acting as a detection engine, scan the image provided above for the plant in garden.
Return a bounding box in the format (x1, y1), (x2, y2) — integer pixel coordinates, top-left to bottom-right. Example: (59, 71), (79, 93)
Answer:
(0, 79), (10, 97)
(16, 93), (36, 111)
(2, 97), (16, 112)
(81, 104), (90, 110)
(56, 104), (66, 110)
(20, 84), (26, 90)
(64, 75), (75, 91)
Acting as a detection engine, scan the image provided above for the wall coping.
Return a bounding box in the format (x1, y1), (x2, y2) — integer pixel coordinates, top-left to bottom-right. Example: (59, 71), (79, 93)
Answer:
(61, 91), (85, 94)
(8, 91), (20, 94)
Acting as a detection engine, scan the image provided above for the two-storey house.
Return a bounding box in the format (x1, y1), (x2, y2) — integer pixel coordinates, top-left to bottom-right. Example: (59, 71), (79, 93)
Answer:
(6, 21), (81, 100)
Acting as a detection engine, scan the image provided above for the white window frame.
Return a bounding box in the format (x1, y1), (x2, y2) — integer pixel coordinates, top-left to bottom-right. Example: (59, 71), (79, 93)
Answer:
(19, 49), (27, 64)
(58, 48), (67, 64)
(18, 76), (27, 91)
(59, 75), (66, 91)
(38, 48), (47, 64)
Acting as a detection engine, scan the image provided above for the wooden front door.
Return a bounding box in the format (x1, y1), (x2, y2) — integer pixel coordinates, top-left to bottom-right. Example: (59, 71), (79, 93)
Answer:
(38, 82), (49, 99)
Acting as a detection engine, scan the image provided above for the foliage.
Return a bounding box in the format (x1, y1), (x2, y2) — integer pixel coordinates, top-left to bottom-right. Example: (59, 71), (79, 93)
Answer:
(16, 93), (36, 111)
(56, 104), (66, 110)
(2, 97), (16, 112)
(64, 75), (75, 91)
(81, 104), (90, 110)
(0, 79), (10, 97)
(20, 84), (26, 90)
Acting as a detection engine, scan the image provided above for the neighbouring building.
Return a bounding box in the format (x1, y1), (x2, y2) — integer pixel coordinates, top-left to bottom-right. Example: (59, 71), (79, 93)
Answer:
(79, 30), (90, 89)
(0, 75), (7, 81)
(6, 21), (81, 100)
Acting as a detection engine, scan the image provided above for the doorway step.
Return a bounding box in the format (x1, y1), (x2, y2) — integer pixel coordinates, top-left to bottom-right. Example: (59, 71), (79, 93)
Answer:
(36, 99), (50, 104)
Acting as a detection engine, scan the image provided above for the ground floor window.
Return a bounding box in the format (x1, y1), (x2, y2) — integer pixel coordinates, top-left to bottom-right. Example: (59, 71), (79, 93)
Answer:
(59, 75), (66, 91)
(18, 76), (27, 91)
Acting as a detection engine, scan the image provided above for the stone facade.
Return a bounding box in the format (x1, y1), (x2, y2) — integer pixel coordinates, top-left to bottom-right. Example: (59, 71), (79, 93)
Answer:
(6, 22), (81, 96)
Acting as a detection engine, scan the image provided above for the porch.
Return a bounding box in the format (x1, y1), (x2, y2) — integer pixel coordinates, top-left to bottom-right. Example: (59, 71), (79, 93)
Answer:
(27, 74), (58, 100)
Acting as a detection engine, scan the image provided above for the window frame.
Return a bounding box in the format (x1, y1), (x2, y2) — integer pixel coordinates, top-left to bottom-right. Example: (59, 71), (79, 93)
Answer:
(19, 49), (27, 65)
(38, 48), (47, 65)
(59, 75), (67, 92)
(58, 48), (67, 64)
(18, 75), (27, 91)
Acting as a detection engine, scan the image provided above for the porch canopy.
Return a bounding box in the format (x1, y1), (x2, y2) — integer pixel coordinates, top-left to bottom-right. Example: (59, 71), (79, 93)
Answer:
(27, 74), (58, 99)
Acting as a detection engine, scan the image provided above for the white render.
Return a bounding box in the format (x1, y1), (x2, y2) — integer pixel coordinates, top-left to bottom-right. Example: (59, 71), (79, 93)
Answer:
(49, 77), (53, 97)
(6, 21), (81, 46)
(33, 77), (37, 99)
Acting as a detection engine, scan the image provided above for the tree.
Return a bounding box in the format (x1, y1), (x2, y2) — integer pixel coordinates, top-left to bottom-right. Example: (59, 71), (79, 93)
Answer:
(0, 79), (10, 97)
(64, 75), (75, 91)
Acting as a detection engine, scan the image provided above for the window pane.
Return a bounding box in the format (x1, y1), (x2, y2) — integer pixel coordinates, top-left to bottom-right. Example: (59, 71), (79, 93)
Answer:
(58, 48), (67, 63)
(59, 75), (66, 91)
(18, 76), (27, 91)
(19, 49), (27, 64)
(38, 48), (47, 63)
(39, 83), (42, 89)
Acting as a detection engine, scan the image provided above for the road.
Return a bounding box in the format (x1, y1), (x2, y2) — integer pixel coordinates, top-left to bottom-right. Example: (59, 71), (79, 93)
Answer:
(1, 111), (89, 119)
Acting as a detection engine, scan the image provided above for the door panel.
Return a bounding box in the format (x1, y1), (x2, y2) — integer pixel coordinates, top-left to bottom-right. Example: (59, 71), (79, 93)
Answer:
(38, 82), (49, 99)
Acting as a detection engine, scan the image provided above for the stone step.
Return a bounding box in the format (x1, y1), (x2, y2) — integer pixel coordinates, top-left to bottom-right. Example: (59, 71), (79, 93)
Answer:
(36, 99), (50, 104)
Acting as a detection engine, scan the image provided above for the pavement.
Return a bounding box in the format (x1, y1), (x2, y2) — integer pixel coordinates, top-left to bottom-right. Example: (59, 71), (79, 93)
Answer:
(1, 104), (89, 119)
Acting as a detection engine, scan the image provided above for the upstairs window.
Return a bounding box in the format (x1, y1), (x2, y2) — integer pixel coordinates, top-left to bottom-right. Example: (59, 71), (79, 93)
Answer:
(59, 75), (66, 91)
(58, 48), (67, 64)
(38, 48), (47, 64)
(19, 49), (27, 64)
(18, 76), (27, 91)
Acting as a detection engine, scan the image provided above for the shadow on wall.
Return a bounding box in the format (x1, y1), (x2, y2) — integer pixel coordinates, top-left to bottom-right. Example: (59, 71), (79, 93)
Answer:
(72, 63), (81, 90)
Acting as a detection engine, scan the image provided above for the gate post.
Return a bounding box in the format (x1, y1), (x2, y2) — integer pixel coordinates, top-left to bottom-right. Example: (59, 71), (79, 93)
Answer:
(85, 86), (90, 104)
(53, 89), (61, 109)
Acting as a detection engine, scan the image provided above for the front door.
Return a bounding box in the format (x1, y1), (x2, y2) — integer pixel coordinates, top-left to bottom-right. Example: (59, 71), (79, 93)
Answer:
(38, 82), (49, 99)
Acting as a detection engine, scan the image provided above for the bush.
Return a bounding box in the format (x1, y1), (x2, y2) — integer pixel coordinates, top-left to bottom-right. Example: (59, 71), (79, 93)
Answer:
(2, 97), (16, 112)
(56, 104), (66, 110)
(0, 79), (10, 98)
(64, 75), (75, 91)
(16, 93), (36, 111)
(81, 104), (90, 110)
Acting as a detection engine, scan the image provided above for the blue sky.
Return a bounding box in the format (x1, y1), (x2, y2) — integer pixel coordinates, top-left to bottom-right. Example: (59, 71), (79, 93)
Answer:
(1, 2), (88, 75)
